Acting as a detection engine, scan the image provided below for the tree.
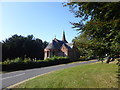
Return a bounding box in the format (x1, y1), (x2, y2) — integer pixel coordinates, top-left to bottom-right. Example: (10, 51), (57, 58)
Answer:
(64, 2), (120, 63)
(2, 34), (48, 61)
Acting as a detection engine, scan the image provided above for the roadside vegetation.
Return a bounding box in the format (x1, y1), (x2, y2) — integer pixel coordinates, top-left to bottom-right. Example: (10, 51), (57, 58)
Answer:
(1, 56), (98, 72)
(13, 61), (118, 88)
(1, 56), (70, 72)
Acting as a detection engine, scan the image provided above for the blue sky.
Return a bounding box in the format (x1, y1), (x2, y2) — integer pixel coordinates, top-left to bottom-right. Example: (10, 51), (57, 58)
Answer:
(1, 2), (80, 43)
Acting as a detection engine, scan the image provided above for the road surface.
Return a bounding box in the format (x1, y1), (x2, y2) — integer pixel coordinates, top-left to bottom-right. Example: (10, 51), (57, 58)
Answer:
(1, 60), (99, 89)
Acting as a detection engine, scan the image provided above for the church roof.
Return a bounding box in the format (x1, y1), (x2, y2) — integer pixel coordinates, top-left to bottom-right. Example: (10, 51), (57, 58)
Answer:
(62, 31), (68, 43)
(62, 43), (71, 50)
(45, 40), (60, 50)
(45, 31), (72, 50)
(45, 39), (73, 50)
(66, 43), (73, 48)
(54, 38), (64, 47)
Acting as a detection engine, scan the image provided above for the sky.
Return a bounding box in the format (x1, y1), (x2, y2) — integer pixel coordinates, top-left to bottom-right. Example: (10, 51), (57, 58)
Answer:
(0, 2), (80, 43)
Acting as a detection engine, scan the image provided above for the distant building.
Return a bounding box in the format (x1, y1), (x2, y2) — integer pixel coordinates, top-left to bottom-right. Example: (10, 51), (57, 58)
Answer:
(44, 31), (79, 60)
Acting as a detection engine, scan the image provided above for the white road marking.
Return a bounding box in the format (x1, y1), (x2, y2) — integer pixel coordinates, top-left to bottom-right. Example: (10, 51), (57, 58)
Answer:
(2, 70), (24, 75)
(2, 73), (25, 80)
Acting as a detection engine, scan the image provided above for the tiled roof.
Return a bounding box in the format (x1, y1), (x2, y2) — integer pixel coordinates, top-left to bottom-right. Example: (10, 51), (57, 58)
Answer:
(45, 40), (60, 50)
(66, 43), (73, 48)
(45, 38), (73, 50)
(62, 43), (71, 50)
(62, 31), (68, 43)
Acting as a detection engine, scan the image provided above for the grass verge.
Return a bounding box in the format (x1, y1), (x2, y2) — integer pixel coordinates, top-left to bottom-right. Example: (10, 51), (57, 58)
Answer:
(12, 62), (118, 88)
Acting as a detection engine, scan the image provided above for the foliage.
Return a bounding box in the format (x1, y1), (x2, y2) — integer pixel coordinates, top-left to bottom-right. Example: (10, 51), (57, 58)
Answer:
(14, 57), (23, 63)
(1, 57), (70, 71)
(2, 34), (48, 61)
(64, 2), (120, 61)
(45, 56), (69, 61)
(1, 55), (93, 71)
(23, 58), (32, 63)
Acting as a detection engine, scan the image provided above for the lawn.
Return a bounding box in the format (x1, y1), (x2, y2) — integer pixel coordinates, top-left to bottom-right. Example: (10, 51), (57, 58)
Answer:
(13, 62), (118, 88)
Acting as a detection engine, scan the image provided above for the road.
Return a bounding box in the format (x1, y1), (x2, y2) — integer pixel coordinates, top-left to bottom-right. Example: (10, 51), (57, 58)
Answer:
(1, 60), (99, 89)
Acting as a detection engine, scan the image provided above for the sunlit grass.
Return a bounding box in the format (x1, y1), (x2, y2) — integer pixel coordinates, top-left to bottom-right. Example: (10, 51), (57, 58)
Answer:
(14, 62), (118, 88)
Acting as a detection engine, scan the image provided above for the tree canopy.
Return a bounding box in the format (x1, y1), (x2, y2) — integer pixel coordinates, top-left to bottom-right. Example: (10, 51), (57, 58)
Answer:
(64, 2), (120, 61)
(2, 34), (48, 61)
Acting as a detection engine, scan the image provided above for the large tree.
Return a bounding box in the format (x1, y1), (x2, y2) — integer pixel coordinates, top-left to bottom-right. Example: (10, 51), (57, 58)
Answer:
(65, 2), (120, 62)
(2, 34), (48, 61)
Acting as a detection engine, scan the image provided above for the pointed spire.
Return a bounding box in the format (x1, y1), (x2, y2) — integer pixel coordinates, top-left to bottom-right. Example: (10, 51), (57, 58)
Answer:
(62, 31), (68, 43)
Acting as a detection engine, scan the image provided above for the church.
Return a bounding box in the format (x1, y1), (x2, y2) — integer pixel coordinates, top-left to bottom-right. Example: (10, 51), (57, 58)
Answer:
(44, 31), (79, 61)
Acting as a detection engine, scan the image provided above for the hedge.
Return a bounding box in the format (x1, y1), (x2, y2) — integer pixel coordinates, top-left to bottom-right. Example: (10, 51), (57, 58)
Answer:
(1, 57), (70, 71)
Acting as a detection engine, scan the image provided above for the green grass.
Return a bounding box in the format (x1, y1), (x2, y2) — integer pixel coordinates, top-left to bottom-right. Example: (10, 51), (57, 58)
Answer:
(13, 62), (118, 88)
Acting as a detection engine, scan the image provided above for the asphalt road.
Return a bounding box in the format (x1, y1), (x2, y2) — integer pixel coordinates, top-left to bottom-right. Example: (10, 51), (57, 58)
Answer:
(1, 60), (99, 89)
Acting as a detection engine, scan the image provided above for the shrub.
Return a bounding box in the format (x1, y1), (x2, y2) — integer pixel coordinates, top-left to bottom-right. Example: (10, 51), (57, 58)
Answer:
(23, 58), (32, 63)
(45, 56), (69, 61)
(2, 56), (70, 71)
(2, 59), (14, 65)
(14, 57), (23, 63)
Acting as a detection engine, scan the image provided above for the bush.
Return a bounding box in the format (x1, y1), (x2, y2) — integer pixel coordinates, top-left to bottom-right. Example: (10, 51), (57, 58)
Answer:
(14, 57), (23, 63)
(2, 56), (70, 71)
(23, 58), (32, 63)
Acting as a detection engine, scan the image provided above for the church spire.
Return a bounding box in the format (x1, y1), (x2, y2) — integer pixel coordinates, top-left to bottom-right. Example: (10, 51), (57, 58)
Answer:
(62, 31), (68, 43)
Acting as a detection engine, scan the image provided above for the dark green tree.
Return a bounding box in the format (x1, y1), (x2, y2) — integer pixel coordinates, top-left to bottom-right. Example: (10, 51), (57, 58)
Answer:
(2, 34), (48, 61)
(64, 2), (120, 63)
